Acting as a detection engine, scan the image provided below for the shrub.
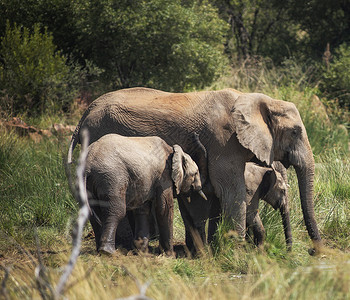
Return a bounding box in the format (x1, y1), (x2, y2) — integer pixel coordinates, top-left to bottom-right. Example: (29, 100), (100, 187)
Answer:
(0, 22), (81, 115)
(73, 0), (228, 92)
(320, 43), (350, 110)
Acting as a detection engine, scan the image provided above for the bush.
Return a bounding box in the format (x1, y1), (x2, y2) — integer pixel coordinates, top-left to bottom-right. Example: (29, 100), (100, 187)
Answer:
(74, 0), (228, 92)
(320, 43), (350, 110)
(0, 22), (81, 115)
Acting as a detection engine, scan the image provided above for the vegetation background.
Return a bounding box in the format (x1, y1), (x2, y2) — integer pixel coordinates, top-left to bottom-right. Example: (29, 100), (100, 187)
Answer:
(0, 0), (349, 299)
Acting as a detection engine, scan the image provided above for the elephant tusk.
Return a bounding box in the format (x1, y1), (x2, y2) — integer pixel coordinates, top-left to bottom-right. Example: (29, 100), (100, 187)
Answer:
(186, 196), (191, 203)
(198, 190), (208, 201)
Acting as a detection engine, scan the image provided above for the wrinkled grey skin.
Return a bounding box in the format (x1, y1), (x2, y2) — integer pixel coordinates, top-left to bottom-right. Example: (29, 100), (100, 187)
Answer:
(69, 87), (321, 254)
(84, 133), (204, 255)
(180, 161), (292, 254)
(245, 162), (292, 251)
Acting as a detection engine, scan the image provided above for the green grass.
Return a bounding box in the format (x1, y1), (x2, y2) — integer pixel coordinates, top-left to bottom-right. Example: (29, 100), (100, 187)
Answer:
(0, 68), (349, 299)
(0, 130), (76, 249)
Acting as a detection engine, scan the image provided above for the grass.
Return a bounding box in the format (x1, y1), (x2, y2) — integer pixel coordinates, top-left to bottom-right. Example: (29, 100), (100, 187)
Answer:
(1, 129), (349, 299)
(0, 67), (349, 299)
(0, 130), (76, 248)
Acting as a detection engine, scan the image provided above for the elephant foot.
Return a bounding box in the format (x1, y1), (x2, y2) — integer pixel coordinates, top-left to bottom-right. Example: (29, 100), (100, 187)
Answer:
(98, 243), (116, 255)
(308, 239), (323, 256)
(164, 249), (175, 258)
(134, 237), (149, 253)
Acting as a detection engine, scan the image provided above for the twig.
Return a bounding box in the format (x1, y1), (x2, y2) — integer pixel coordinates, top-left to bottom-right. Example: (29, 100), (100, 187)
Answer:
(0, 230), (37, 267)
(34, 227), (54, 300)
(54, 129), (90, 299)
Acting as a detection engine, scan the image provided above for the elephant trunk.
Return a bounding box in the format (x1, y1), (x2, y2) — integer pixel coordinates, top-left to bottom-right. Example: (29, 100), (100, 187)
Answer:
(279, 203), (292, 251)
(191, 132), (208, 185)
(294, 151), (322, 253)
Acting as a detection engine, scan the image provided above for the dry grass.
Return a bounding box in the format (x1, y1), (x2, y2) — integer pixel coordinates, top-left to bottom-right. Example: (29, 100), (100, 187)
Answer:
(1, 237), (350, 299)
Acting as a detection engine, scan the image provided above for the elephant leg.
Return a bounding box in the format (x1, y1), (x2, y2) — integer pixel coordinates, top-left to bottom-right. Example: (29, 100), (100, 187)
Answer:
(99, 196), (126, 255)
(208, 138), (250, 241)
(207, 196), (221, 244)
(88, 198), (102, 251)
(252, 214), (265, 248)
(246, 195), (260, 245)
(210, 156), (247, 241)
(177, 194), (209, 256)
(115, 213), (135, 251)
(155, 189), (174, 256)
(89, 215), (102, 251)
(177, 196), (196, 254)
(134, 201), (152, 253)
(148, 204), (159, 240)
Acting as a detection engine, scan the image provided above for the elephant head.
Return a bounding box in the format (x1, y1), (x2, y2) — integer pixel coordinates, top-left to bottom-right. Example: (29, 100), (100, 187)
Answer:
(171, 145), (206, 201)
(263, 166), (287, 210)
(233, 93), (321, 251)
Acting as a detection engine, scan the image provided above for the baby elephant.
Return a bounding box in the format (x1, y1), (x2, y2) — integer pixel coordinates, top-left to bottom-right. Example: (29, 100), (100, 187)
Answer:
(245, 162), (292, 251)
(84, 133), (206, 255)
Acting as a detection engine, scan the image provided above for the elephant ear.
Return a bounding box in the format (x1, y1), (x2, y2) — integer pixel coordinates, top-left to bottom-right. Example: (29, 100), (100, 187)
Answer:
(232, 93), (274, 166)
(171, 145), (185, 194)
(267, 167), (278, 191)
(260, 166), (277, 198)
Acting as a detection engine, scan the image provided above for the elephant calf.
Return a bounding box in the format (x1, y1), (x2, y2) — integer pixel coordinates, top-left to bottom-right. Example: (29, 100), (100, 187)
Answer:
(245, 162), (292, 251)
(84, 133), (206, 255)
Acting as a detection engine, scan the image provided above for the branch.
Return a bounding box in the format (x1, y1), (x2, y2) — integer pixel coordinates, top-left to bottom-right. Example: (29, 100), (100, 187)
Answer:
(34, 228), (54, 300)
(55, 129), (90, 299)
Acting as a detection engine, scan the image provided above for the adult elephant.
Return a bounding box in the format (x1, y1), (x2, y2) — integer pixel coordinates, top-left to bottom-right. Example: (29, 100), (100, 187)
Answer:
(67, 87), (321, 253)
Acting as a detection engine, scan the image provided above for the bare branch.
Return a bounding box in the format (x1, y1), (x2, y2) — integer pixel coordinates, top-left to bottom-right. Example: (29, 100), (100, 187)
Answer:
(55, 129), (90, 299)
(0, 230), (36, 267)
(34, 228), (54, 300)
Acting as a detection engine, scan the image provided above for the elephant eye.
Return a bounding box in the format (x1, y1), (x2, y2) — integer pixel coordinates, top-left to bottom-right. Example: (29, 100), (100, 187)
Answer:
(292, 126), (301, 136)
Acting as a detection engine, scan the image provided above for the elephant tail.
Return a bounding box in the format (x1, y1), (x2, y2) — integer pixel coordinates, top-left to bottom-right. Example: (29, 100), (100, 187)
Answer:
(67, 103), (94, 164)
(67, 125), (80, 164)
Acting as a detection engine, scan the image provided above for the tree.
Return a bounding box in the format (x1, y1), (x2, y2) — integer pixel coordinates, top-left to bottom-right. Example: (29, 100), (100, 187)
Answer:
(0, 0), (228, 92)
(286, 0), (350, 61)
(72, 0), (228, 91)
(320, 43), (350, 109)
(212, 0), (298, 63)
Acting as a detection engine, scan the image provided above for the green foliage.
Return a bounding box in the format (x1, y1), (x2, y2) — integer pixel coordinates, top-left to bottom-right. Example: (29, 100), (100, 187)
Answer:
(213, 0), (350, 66)
(0, 22), (81, 115)
(285, 0), (350, 60)
(320, 43), (350, 109)
(213, 0), (298, 63)
(0, 0), (228, 97)
(72, 0), (228, 91)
